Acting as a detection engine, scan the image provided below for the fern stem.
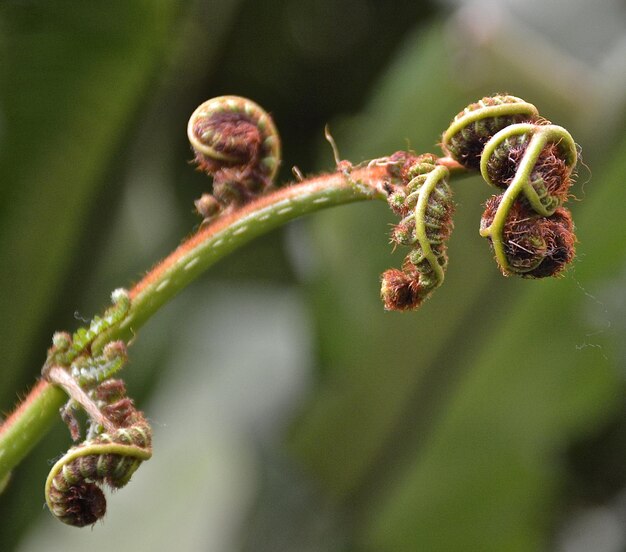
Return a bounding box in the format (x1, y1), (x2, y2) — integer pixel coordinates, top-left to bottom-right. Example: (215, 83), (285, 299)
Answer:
(0, 164), (392, 481)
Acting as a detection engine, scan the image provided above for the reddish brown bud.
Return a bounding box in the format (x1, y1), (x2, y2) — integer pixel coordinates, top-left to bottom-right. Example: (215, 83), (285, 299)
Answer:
(191, 111), (263, 173)
(94, 379), (127, 402)
(194, 193), (222, 220)
(384, 151), (420, 180)
(481, 196), (576, 277)
(101, 398), (136, 427)
(391, 222), (416, 246)
(50, 482), (106, 527)
(381, 268), (424, 311)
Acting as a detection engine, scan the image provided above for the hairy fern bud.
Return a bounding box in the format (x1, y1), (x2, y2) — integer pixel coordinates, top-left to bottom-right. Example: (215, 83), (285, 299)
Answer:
(381, 153), (454, 311)
(441, 95), (538, 169)
(188, 96), (281, 219)
(481, 196), (575, 278)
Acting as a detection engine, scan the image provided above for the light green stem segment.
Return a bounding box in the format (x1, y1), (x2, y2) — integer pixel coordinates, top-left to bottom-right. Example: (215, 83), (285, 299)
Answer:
(0, 382), (67, 478)
(413, 165), (449, 287)
(45, 442), (152, 508)
(0, 169), (388, 483)
(93, 171), (387, 351)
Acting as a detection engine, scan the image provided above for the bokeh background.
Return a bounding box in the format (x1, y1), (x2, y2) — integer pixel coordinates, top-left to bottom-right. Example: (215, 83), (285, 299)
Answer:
(1, 0), (625, 550)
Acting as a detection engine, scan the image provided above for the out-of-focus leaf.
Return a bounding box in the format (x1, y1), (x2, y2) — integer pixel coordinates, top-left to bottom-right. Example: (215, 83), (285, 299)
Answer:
(0, 1), (181, 408)
(0, 2), (187, 548)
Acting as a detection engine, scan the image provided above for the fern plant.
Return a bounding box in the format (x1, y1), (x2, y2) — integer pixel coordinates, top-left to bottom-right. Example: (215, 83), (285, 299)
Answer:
(0, 94), (580, 526)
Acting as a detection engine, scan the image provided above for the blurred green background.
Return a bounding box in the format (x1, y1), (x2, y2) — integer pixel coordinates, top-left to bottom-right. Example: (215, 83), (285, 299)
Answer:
(1, 0), (625, 550)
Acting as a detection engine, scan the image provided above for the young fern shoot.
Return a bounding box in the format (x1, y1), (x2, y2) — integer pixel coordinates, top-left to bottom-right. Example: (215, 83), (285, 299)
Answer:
(0, 94), (581, 527)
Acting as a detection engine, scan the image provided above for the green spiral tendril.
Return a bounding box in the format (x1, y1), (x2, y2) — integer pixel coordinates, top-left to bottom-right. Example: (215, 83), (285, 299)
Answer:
(45, 418), (152, 527)
(381, 154), (454, 311)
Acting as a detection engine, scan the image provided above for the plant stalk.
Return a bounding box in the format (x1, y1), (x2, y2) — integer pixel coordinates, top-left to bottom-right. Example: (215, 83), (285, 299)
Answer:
(0, 165), (393, 481)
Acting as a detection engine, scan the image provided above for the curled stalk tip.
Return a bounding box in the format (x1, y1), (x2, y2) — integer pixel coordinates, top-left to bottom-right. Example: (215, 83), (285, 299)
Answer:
(442, 94), (579, 277)
(188, 95), (281, 220)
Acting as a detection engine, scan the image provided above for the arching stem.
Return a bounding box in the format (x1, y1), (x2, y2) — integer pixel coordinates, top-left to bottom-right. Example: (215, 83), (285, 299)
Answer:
(0, 163), (417, 481)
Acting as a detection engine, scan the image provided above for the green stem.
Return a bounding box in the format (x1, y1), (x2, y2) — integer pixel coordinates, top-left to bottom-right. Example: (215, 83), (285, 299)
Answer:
(413, 165), (449, 286)
(94, 166), (390, 350)
(0, 165), (391, 482)
(0, 381), (67, 477)
(0, 156), (471, 482)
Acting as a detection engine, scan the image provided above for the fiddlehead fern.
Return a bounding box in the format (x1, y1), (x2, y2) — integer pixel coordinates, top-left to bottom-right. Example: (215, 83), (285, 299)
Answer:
(44, 407), (151, 527)
(0, 94), (586, 524)
(480, 123), (577, 278)
(41, 289), (152, 526)
(380, 94), (579, 309)
(480, 198), (575, 277)
(479, 122), (577, 215)
(441, 95), (538, 169)
(188, 95), (281, 220)
(380, 153), (455, 310)
(441, 95), (578, 278)
(478, 121), (577, 276)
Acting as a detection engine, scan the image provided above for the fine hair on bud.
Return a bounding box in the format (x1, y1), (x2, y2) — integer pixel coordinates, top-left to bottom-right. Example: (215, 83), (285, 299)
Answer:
(441, 95), (539, 169)
(481, 196), (576, 278)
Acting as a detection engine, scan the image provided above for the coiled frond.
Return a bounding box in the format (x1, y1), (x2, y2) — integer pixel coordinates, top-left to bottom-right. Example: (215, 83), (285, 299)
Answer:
(188, 96), (281, 220)
(441, 95), (538, 169)
(45, 411), (151, 527)
(442, 95), (578, 277)
(41, 289), (152, 526)
(380, 153), (454, 310)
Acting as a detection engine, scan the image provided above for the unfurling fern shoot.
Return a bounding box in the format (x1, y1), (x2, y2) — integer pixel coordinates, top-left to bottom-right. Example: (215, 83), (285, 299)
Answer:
(380, 153), (455, 311)
(0, 93), (585, 530)
(442, 94), (578, 278)
(45, 413), (152, 527)
(188, 96), (281, 220)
